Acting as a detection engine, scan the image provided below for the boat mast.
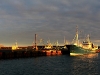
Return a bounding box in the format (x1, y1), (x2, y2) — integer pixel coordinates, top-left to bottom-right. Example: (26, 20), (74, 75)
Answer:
(76, 26), (79, 45)
(35, 34), (38, 50)
(64, 36), (65, 44)
(72, 26), (79, 46)
(86, 34), (91, 42)
(15, 40), (18, 47)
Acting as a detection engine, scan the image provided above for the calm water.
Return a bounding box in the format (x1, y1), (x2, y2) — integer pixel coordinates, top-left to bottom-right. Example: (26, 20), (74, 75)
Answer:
(0, 53), (100, 75)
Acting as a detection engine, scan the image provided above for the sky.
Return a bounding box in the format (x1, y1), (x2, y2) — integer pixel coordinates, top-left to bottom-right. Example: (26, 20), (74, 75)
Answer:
(0, 0), (100, 46)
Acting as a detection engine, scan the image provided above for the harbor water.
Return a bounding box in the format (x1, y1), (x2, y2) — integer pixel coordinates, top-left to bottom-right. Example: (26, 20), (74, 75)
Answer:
(0, 53), (100, 75)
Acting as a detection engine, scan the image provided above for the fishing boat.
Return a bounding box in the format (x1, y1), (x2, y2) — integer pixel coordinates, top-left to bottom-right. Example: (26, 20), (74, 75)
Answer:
(42, 41), (62, 56)
(66, 26), (98, 56)
(81, 34), (98, 52)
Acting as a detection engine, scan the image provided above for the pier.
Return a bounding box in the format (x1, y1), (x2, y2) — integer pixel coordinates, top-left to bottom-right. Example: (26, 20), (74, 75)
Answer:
(0, 49), (66, 59)
(0, 50), (45, 59)
(0, 45), (70, 59)
(0, 34), (69, 59)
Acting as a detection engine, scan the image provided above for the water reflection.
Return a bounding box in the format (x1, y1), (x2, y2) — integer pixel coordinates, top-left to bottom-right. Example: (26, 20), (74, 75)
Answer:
(81, 53), (98, 59)
(0, 54), (99, 75)
(70, 53), (99, 75)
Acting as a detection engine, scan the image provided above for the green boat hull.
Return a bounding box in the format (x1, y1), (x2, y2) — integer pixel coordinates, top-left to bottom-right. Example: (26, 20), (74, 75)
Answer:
(69, 45), (94, 56)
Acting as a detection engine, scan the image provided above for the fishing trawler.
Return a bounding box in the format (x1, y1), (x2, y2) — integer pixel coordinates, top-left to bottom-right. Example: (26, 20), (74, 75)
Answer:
(81, 35), (98, 52)
(44, 42), (53, 50)
(41, 41), (62, 56)
(67, 26), (98, 56)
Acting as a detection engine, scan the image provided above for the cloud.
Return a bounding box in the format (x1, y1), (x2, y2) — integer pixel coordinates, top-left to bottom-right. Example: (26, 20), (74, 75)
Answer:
(0, 0), (100, 46)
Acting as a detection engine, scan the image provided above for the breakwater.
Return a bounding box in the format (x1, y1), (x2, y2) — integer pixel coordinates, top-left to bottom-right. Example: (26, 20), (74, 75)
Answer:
(0, 49), (67, 59)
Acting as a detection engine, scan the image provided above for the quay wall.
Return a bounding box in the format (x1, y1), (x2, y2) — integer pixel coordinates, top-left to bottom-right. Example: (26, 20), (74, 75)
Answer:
(0, 50), (46, 59)
(0, 49), (68, 59)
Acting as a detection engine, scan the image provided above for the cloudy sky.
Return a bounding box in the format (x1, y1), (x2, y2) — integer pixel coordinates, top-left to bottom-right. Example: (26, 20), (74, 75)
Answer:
(0, 0), (100, 46)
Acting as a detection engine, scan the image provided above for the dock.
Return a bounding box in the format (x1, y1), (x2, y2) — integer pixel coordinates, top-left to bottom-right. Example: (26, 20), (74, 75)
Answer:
(0, 48), (69, 59)
(0, 33), (69, 59)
